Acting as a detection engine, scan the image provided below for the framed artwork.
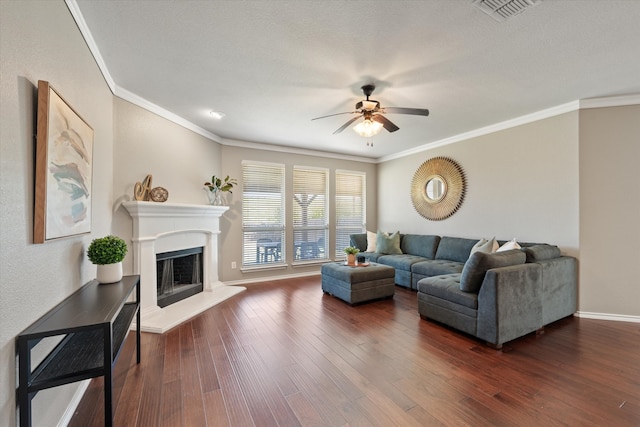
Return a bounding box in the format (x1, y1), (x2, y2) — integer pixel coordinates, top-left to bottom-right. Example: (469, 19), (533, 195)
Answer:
(34, 81), (94, 243)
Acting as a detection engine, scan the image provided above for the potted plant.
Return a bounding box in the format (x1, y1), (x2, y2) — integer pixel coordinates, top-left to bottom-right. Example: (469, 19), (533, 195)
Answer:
(204, 175), (238, 205)
(344, 246), (360, 265)
(87, 235), (128, 284)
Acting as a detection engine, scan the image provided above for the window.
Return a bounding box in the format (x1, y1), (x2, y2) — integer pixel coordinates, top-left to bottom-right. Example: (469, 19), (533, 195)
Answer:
(242, 161), (285, 267)
(335, 170), (366, 260)
(293, 166), (328, 262)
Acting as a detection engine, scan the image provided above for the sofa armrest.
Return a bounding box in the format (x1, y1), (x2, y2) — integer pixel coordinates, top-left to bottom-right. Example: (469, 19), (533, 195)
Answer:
(539, 256), (578, 324)
(476, 263), (543, 346)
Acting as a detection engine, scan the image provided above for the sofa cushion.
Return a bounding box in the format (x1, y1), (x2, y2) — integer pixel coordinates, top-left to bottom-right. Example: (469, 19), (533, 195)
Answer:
(417, 274), (478, 310)
(377, 254), (428, 271)
(470, 237), (498, 255)
(460, 249), (526, 293)
(524, 244), (561, 262)
(435, 236), (479, 263)
(376, 231), (402, 254)
(400, 234), (440, 259)
(366, 230), (377, 252)
(349, 233), (367, 252)
(360, 252), (383, 262)
(411, 259), (465, 276)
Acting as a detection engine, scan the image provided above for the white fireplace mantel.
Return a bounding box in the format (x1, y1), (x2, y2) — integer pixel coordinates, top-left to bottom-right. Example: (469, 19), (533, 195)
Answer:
(123, 201), (244, 333)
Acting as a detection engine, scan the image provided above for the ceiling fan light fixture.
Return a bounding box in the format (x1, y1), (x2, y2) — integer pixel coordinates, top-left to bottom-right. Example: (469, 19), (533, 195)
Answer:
(361, 100), (378, 111)
(353, 119), (383, 137)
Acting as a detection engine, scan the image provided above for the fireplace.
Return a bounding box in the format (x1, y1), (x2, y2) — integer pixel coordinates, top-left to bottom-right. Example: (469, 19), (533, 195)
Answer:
(123, 201), (245, 333)
(156, 247), (204, 308)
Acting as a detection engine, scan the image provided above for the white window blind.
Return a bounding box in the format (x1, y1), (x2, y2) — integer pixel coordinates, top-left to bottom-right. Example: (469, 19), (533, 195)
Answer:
(242, 162), (285, 267)
(335, 170), (366, 259)
(293, 167), (328, 262)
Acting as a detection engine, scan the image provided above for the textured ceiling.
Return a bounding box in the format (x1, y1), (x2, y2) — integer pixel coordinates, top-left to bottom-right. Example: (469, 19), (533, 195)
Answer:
(72, 0), (640, 160)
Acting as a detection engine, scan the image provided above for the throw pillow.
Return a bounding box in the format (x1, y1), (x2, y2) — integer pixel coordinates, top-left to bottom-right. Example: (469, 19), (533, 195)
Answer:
(470, 237), (498, 255)
(376, 231), (402, 255)
(366, 230), (377, 252)
(460, 250), (527, 293)
(524, 244), (561, 262)
(497, 238), (521, 252)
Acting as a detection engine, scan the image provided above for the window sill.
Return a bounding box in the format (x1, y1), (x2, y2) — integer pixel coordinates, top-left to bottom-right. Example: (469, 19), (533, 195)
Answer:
(240, 263), (287, 273)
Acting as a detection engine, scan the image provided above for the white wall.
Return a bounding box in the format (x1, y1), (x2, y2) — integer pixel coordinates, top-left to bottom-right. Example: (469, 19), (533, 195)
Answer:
(0, 1), (115, 425)
(579, 105), (640, 317)
(378, 112), (580, 256)
(111, 97), (222, 275)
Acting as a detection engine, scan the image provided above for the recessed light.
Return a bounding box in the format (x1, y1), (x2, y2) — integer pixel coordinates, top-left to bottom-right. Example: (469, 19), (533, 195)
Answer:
(209, 111), (225, 120)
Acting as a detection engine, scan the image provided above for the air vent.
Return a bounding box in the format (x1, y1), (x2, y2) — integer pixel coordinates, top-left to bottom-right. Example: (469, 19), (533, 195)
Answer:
(473, 0), (542, 22)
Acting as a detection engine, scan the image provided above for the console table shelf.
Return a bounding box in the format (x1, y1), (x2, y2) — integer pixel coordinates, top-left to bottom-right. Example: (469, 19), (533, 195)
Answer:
(17, 275), (140, 427)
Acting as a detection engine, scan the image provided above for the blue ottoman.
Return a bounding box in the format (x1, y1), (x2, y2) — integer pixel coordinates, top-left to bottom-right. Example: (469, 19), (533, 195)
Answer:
(321, 262), (395, 305)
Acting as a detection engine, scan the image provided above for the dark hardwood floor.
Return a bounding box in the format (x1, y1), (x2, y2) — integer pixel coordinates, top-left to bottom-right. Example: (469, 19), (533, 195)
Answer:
(70, 276), (640, 426)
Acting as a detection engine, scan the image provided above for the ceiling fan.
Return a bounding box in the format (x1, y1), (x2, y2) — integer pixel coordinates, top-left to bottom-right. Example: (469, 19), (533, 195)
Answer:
(312, 84), (429, 137)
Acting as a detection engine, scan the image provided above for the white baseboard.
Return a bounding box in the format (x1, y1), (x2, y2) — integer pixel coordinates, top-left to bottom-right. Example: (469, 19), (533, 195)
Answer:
(575, 311), (640, 323)
(58, 380), (90, 427)
(224, 271), (320, 287)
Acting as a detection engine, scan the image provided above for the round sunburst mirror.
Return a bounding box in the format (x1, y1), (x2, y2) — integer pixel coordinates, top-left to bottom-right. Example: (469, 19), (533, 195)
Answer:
(411, 157), (466, 220)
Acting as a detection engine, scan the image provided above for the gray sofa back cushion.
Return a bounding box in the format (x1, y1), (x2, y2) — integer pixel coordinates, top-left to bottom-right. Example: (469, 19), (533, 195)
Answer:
(523, 244), (561, 262)
(349, 233), (367, 252)
(460, 249), (526, 293)
(435, 236), (479, 263)
(401, 234), (440, 259)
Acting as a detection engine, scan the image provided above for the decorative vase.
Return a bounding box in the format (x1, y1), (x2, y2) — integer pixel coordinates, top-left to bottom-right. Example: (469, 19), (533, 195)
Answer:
(347, 254), (356, 265)
(206, 189), (224, 206)
(96, 262), (123, 284)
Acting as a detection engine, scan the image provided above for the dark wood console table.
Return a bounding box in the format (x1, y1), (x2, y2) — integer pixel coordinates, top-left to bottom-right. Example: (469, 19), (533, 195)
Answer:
(16, 275), (140, 427)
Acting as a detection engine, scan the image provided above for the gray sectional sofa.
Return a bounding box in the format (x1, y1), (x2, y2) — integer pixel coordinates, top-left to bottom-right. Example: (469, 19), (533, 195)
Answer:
(349, 233), (577, 348)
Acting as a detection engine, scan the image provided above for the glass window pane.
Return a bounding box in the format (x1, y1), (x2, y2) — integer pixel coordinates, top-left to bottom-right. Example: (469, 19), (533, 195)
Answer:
(242, 162), (285, 266)
(336, 171), (366, 259)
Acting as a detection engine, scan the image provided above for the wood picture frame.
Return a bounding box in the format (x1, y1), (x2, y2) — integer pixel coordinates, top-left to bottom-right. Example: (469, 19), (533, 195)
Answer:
(34, 81), (94, 243)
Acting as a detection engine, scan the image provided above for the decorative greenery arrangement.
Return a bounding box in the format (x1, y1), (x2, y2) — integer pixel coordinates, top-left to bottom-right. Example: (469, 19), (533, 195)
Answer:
(87, 235), (128, 265)
(204, 175), (238, 193)
(344, 246), (360, 255)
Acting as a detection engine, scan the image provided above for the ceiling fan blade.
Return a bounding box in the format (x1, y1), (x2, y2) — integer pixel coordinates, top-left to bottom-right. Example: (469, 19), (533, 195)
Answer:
(333, 116), (361, 134)
(381, 107), (430, 116)
(311, 111), (358, 120)
(372, 115), (399, 133)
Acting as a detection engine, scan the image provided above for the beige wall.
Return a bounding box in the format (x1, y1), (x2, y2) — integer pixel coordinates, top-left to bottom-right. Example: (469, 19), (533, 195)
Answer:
(219, 144), (377, 282)
(111, 97), (223, 275)
(378, 112), (580, 256)
(0, 2), (636, 425)
(579, 105), (640, 317)
(0, 1), (115, 425)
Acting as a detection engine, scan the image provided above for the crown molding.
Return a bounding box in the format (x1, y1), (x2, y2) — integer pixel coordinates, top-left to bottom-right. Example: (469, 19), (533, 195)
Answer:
(579, 93), (640, 109)
(114, 86), (222, 143)
(378, 94), (640, 163)
(378, 101), (579, 163)
(67, 0), (222, 143)
(67, 0), (638, 163)
(65, 0), (115, 91)
(222, 139), (377, 163)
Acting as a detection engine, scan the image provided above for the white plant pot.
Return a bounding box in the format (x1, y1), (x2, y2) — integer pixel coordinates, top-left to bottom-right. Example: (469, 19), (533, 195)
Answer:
(96, 262), (123, 284)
